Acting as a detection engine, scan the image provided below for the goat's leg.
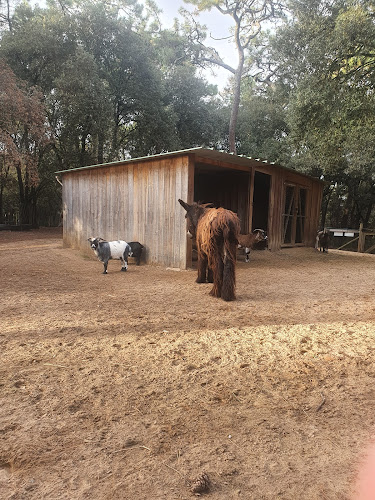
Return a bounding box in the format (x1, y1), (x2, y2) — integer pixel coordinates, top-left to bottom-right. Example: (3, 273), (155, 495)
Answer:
(120, 258), (128, 271)
(245, 247), (250, 262)
(135, 252), (141, 266)
(121, 246), (130, 271)
(103, 261), (108, 274)
(196, 252), (208, 283)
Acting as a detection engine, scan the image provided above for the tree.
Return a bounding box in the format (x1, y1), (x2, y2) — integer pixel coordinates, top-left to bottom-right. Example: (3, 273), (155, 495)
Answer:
(0, 0), (227, 226)
(51, 48), (112, 168)
(0, 59), (50, 224)
(236, 82), (289, 161)
(182, 0), (285, 153)
(270, 0), (375, 228)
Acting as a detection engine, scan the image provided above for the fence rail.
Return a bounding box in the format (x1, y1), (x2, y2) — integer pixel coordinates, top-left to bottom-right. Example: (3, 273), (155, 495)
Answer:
(327, 223), (375, 253)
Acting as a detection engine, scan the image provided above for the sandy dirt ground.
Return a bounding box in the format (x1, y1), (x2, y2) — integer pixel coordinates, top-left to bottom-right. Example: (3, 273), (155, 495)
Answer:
(1, 227), (375, 500)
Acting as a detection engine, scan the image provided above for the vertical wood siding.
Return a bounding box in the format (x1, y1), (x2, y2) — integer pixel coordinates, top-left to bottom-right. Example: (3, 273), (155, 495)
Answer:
(62, 156), (190, 269)
(257, 166), (322, 251)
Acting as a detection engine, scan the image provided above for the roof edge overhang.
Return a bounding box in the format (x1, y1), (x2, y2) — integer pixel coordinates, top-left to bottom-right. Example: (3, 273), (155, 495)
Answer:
(55, 147), (324, 184)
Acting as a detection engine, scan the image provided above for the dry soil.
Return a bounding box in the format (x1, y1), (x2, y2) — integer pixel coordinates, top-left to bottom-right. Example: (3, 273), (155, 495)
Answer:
(1, 228), (375, 499)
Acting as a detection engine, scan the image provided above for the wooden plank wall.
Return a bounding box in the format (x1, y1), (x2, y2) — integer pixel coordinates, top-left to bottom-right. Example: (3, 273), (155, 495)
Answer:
(62, 156), (190, 269)
(255, 165), (323, 251)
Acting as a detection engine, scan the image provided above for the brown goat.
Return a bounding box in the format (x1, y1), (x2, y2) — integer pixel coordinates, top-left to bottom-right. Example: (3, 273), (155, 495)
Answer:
(238, 229), (267, 262)
(178, 199), (240, 301)
(315, 230), (329, 252)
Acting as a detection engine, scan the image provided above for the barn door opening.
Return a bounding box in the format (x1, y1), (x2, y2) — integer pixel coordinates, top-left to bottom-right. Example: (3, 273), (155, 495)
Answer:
(194, 166), (251, 233)
(252, 171), (270, 233)
(282, 184), (307, 245)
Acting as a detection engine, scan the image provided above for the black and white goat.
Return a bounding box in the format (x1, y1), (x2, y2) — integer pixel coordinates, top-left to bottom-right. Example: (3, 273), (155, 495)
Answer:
(88, 237), (131, 274)
(315, 230), (329, 252)
(237, 229), (267, 262)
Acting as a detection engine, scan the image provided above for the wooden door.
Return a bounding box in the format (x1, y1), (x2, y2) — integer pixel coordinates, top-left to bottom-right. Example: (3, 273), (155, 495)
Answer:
(282, 184), (308, 245)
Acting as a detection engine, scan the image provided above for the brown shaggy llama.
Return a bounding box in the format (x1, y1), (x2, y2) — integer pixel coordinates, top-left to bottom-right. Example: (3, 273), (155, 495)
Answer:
(178, 199), (240, 301)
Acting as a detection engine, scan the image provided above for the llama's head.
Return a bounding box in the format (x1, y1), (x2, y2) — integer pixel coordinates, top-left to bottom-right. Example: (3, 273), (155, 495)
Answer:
(178, 199), (214, 239)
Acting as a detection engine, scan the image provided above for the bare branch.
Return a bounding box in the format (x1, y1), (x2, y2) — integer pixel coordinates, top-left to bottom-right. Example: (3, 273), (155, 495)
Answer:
(201, 57), (236, 74)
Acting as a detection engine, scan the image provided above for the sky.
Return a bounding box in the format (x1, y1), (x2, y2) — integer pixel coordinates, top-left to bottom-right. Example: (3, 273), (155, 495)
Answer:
(150, 0), (237, 90)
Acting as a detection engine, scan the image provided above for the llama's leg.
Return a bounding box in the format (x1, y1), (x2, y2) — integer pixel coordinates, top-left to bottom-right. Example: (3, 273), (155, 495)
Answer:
(209, 243), (223, 297)
(206, 267), (214, 283)
(196, 252), (208, 283)
(221, 241), (237, 301)
(209, 258), (223, 297)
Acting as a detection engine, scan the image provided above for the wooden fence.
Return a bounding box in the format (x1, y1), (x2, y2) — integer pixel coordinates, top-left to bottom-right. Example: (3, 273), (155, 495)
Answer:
(328, 223), (375, 253)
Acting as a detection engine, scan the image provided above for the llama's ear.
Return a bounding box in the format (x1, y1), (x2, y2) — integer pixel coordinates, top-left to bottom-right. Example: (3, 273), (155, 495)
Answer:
(202, 202), (215, 208)
(178, 199), (190, 212)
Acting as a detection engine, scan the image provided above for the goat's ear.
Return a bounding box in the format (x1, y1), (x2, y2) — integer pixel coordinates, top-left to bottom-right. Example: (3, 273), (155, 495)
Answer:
(178, 199), (190, 212)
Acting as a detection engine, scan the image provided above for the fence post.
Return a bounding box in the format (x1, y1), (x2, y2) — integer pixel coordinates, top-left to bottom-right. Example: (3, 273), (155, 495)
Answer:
(358, 223), (365, 253)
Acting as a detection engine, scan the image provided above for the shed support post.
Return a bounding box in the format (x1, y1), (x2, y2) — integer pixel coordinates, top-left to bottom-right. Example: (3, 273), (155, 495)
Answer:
(248, 168), (255, 233)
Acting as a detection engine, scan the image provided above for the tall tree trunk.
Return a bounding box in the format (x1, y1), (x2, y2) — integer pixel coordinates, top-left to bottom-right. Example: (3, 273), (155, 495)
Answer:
(5, 0), (13, 31)
(364, 203), (373, 227)
(0, 186), (4, 224)
(80, 134), (87, 166)
(98, 131), (104, 164)
(229, 56), (244, 154)
(15, 162), (27, 224)
(229, 29), (245, 154)
(30, 186), (38, 227)
(110, 101), (120, 162)
(320, 185), (333, 228)
(15, 164), (37, 225)
(341, 188), (353, 228)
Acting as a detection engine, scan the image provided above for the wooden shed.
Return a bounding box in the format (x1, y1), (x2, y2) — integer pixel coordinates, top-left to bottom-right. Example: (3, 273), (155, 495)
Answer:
(56, 147), (324, 269)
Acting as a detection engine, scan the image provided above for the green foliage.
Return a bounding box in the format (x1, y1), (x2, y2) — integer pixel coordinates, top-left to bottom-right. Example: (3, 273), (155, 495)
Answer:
(0, 0), (224, 224)
(0, 58), (51, 224)
(2, 0), (375, 230)
(52, 48), (112, 168)
(268, 0), (375, 227)
(236, 83), (289, 161)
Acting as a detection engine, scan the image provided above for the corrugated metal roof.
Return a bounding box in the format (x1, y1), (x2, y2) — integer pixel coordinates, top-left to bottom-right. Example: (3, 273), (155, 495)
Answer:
(55, 147), (204, 174)
(55, 147), (323, 182)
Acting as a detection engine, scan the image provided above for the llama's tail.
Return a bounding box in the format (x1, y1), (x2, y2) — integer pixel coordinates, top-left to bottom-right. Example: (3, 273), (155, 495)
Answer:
(221, 225), (238, 301)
